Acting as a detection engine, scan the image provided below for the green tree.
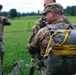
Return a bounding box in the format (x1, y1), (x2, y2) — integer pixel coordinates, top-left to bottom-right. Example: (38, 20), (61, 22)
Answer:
(0, 11), (8, 16)
(64, 6), (76, 16)
(9, 9), (17, 18)
(70, 6), (76, 16)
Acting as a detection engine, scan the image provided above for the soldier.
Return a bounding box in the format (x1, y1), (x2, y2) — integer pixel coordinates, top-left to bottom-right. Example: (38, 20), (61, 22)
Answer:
(27, 0), (76, 63)
(32, 0), (75, 35)
(0, 4), (11, 75)
(26, 2), (73, 74)
(32, 0), (56, 34)
(40, 3), (76, 75)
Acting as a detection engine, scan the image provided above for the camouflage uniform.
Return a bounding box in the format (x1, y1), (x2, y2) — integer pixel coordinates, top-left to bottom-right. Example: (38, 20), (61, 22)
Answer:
(0, 16), (11, 75)
(28, 16), (73, 63)
(27, 17), (47, 63)
(40, 3), (76, 75)
(27, 6), (76, 75)
(27, 10), (76, 63)
(32, 15), (75, 35)
(27, 21), (71, 55)
(27, 3), (76, 75)
(27, 22), (72, 74)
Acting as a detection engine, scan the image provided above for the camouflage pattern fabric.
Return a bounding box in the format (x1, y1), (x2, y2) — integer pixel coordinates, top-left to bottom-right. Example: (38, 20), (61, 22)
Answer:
(32, 15), (76, 36)
(27, 1), (76, 58)
(0, 54), (2, 75)
(9, 60), (27, 75)
(40, 3), (63, 15)
(27, 14), (76, 61)
(26, 22), (70, 58)
(27, 15), (76, 75)
(27, 17), (47, 63)
(32, 18), (46, 35)
(27, 2), (76, 75)
(0, 16), (11, 75)
(26, 21), (72, 75)
(32, 18), (42, 34)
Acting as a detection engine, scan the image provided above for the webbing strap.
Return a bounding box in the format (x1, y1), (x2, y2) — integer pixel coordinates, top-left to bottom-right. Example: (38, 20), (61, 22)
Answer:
(54, 45), (76, 50)
(50, 49), (76, 55)
(51, 45), (76, 55)
(55, 29), (71, 46)
(45, 32), (58, 55)
(45, 29), (71, 55)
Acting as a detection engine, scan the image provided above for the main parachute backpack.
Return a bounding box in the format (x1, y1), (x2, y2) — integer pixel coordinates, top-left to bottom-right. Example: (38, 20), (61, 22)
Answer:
(45, 29), (76, 56)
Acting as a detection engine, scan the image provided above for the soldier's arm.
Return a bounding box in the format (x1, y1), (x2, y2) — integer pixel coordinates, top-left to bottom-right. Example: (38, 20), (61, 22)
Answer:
(32, 18), (46, 35)
(26, 33), (39, 54)
(0, 16), (11, 25)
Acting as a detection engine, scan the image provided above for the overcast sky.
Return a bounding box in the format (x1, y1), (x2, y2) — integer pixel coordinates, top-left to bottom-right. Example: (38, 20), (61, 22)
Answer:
(0, 0), (76, 13)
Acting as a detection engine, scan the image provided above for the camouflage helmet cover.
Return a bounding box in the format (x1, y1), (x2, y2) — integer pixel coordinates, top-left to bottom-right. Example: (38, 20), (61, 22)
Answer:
(40, 2), (63, 15)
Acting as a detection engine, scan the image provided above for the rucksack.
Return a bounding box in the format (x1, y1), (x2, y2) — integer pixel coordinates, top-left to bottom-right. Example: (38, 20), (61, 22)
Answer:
(45, 29), (76, 56)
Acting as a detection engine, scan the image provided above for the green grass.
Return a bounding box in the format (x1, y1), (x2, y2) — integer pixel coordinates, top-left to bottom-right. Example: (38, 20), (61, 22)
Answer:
(4, 16), (41, 75)
(67, 16), (76, 23)
(3, 16), (76, 75)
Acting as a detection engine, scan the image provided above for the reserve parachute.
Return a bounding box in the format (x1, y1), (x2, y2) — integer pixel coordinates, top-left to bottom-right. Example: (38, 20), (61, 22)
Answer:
(45, 29), (76, 56)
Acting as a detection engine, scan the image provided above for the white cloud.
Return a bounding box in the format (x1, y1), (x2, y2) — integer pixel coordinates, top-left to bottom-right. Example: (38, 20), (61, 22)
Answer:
(57, 0), (76, 8)
(0, 0), (76, 13)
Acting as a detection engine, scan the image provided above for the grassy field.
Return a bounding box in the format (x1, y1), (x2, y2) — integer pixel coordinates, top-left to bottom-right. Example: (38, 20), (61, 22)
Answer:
(3, 16), (76, 75)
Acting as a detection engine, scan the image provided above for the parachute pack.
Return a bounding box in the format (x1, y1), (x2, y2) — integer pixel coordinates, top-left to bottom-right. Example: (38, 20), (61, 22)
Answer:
(45, 29), (76, 56)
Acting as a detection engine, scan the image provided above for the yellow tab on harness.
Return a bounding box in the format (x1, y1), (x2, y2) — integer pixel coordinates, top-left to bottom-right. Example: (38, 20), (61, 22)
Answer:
(51, 45), (76, 55)
(54, 45), (76, 50)
(45, 29), (71, 55)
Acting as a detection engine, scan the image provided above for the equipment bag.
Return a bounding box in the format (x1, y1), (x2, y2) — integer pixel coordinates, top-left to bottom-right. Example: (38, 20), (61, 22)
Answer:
(45, 29), (76, 55)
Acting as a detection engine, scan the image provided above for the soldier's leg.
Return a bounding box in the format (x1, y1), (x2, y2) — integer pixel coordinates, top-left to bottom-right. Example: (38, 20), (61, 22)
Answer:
(1, 51), (5, 75)
(0, 52), (2, 75)
(1, 51), (4, 65)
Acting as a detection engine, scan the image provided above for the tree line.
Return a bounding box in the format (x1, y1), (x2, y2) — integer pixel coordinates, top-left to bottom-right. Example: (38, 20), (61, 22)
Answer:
(64, 6), (76, 16)
(1, 5), (76, 18)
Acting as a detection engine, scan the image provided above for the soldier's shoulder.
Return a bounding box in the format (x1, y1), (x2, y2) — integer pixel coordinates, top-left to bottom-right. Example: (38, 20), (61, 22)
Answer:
(36, 26), (48, 35)
(62, 15), (71, 24)
(35, 18), (42, 24)
(39, 26), (48, 32)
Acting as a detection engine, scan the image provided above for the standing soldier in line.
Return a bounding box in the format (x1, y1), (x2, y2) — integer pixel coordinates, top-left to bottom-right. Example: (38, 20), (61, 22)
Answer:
(0, 4), (11, 75)
(27, 0), (76, 64)
(26, 2), (74, 74)
(40, 3), (76, 75)
(27, 0), (56, 64)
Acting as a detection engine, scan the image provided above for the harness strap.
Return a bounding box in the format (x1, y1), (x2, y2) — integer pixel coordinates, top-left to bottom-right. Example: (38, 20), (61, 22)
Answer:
(45, 29), (71, 55)
(54, 45), (76, 50)
(51, 50), (76, 55)
(46, 44), (76, 55)
(45, 32), (58, 55)
(56, 29), (71, 46)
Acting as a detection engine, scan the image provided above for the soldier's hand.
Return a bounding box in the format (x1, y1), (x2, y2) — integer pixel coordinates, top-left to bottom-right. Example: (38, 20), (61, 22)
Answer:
(0, 16), (6, 21)
(41, 17), (46, 27)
